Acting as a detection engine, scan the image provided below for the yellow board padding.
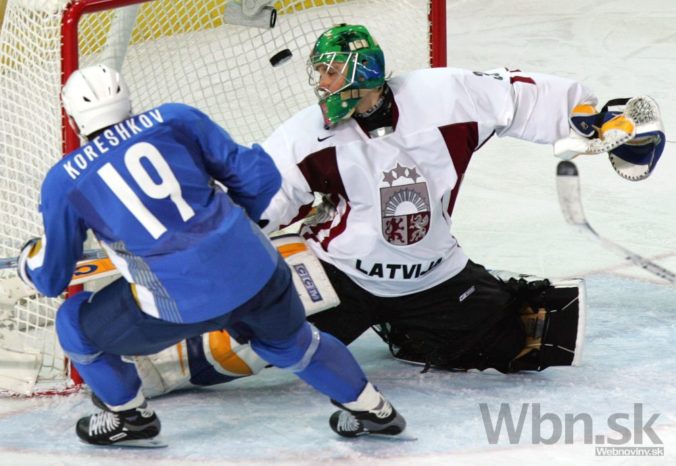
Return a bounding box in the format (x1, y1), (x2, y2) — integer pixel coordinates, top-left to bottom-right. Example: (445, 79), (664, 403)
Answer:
(208, 329), (254, 376)
(81, 0), (225, 53)
(131, 0), (223, 42)
(80, 0), (349, 55)
(276, 0), (349, 14)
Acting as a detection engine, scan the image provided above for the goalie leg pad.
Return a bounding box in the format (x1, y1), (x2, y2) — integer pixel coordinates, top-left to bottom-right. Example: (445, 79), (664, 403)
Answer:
(375, 271), (585, 374)
(133, 342), (193, 398)
(373, 262), (525, 373)
(186, 331), (268, 387)
(271, 234), (340, 316)
(509, 278), (586, 371)
(135, 334), (258, 398)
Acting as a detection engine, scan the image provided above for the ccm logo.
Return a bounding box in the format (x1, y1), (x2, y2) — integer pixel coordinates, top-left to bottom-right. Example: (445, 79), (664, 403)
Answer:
(293, 264), (323, 302)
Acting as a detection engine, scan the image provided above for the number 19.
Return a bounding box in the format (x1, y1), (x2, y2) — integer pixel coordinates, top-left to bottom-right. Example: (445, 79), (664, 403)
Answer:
(98, 142), (195, 239)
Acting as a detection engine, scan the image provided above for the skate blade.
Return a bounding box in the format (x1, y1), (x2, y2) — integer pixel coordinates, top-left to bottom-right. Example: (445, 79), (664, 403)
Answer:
(369, 432), (417, 441)
(116, 437), (168, 448)
(81, 437), (168, 448)
(358, 431), (418, 442)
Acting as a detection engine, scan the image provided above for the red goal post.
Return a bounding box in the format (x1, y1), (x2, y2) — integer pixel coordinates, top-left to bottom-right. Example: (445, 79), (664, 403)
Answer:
(0, 0), (447, 395)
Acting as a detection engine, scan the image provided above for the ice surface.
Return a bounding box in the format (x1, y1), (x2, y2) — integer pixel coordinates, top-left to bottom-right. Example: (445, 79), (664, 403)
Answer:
(1, 0), (675, 464)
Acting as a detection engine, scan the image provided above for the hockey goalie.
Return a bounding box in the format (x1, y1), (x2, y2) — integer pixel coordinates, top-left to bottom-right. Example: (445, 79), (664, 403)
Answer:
(129, 25), (665, 397)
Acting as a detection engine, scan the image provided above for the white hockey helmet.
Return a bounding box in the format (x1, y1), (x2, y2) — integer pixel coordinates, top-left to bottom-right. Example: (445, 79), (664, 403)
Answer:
(61, 64), (131, 137)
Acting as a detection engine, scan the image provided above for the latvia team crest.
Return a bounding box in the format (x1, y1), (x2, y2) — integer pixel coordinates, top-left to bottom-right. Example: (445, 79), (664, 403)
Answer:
(379, 163), (430, 245)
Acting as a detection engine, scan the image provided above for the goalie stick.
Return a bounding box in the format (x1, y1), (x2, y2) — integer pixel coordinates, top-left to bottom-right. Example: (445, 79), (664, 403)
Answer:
(0, 252), (117, 305)
(556, 160), (676, 284)
(0, 249), (115, 284)
(0, 248), (106, 270)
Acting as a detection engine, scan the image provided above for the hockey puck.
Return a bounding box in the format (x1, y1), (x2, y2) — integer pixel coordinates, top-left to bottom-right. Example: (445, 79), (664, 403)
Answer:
(270, 49), (292, 67)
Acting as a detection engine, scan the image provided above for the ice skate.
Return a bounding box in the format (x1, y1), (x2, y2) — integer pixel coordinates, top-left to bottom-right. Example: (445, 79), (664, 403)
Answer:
(329, 385), (407, 439)
(76, 398), (164, 448)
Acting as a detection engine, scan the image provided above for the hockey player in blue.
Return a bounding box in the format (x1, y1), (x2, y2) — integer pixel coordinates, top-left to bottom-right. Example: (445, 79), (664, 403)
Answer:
(17, 64), (406, 446)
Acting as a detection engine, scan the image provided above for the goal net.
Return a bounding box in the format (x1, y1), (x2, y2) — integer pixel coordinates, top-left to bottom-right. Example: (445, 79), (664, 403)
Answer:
(0, 0), (446, 395)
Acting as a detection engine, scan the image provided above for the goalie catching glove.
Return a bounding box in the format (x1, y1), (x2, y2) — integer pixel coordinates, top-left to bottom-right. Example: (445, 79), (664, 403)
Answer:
(554, 96), (665, 181)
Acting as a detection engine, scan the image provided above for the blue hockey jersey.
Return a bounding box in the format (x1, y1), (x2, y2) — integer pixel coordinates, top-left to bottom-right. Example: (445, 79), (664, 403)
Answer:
(25, 103), (281, 323)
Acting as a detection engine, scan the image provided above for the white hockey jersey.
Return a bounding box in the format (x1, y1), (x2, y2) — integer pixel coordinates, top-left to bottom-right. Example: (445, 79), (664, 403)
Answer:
(261, 67), (596, 297)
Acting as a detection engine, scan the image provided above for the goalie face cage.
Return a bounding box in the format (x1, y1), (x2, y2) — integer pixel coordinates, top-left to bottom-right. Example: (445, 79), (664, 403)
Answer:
(0, 0), (446, 395)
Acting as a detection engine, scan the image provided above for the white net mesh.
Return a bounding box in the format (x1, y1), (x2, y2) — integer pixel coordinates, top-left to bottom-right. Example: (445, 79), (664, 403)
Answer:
(0, 0), (441, 394)
(0, 2), (69, 395)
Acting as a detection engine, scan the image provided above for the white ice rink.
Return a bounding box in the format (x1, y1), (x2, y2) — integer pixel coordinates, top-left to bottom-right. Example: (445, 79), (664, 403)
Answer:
(1, 0), (675, 464)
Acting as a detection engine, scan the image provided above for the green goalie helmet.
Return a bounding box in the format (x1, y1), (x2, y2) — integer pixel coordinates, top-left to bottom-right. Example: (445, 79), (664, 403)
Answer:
(308, 24), (385, 127)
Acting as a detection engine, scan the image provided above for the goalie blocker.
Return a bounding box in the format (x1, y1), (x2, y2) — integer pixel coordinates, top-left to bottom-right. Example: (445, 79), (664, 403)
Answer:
(375, 274), (585, 373)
